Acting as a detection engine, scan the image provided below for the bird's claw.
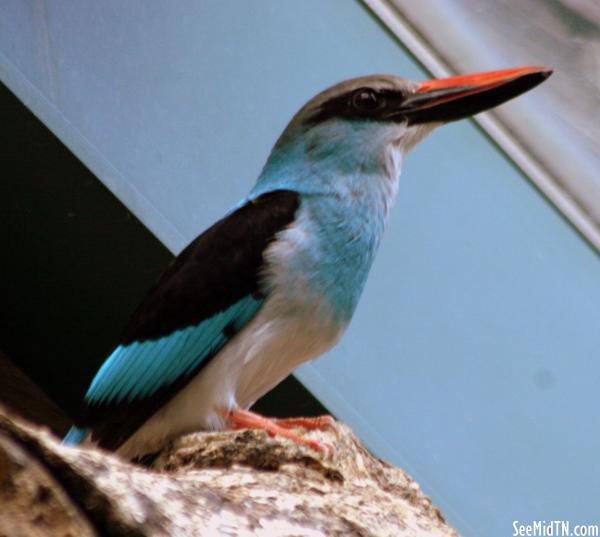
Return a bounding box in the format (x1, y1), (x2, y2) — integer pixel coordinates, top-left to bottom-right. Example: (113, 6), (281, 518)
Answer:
(271, 414), (337, 432)
(221, 408), (336, 456)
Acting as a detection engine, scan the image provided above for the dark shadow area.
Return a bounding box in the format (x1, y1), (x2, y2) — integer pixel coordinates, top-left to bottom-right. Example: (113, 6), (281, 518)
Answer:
(0, 81), (328, 428)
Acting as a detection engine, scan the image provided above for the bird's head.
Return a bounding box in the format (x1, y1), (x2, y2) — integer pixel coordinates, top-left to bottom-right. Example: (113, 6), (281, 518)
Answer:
(256, 66), (552, 194)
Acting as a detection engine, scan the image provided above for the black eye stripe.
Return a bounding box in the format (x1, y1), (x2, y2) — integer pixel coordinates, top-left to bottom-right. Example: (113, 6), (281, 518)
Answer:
(306, 88), (406, 124)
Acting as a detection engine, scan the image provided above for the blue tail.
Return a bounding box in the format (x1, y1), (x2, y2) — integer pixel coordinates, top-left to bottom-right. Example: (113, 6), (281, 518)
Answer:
(63, 425), (90, 445)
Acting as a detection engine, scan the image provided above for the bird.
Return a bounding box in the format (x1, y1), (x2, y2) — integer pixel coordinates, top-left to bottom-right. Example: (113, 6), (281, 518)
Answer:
(64, 66), (552, 458)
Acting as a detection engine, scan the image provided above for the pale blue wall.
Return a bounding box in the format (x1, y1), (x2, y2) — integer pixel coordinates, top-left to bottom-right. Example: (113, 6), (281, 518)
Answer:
(2, 1), (599, 535)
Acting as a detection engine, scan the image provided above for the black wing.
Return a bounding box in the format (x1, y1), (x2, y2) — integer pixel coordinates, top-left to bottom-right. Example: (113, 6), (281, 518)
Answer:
(77, 190), (300, 450)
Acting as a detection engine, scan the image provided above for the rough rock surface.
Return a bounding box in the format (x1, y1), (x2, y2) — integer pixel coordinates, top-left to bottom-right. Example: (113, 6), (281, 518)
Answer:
(0, 407), (460, 537)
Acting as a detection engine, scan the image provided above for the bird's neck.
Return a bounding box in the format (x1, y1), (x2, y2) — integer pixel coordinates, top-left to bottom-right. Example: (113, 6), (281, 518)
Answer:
(252, 124), (403, 209)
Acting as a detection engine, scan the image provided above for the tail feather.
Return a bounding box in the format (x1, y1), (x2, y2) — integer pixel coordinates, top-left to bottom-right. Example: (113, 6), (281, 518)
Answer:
(63, 425), (90, 445)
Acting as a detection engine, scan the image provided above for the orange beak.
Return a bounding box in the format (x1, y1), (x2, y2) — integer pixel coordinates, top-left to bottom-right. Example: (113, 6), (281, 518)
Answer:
(401, 66), (552, 124)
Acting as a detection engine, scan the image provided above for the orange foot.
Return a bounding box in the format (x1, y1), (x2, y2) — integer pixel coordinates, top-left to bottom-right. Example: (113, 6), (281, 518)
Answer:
(221, 408), (335, 454)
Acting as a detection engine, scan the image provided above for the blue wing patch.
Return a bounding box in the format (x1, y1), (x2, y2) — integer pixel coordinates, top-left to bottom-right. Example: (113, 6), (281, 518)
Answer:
(85, 295), (263, 406)
(63, 425), (90, 445)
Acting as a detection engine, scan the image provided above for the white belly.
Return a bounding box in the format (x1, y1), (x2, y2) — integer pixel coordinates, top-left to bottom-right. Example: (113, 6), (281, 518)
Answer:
(117, 292), (343, 458)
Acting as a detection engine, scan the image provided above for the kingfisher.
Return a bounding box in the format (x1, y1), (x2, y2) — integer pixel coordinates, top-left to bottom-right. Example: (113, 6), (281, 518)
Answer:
(64, 66), (551, 458)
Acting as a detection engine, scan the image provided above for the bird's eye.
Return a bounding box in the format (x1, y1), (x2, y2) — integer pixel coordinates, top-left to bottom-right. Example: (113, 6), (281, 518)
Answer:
(351, 88), (384, 112)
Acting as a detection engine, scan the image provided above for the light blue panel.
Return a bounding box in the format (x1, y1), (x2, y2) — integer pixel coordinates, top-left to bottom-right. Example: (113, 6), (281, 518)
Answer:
(2, 1), (599, 535)
(0, 1), (421, 252)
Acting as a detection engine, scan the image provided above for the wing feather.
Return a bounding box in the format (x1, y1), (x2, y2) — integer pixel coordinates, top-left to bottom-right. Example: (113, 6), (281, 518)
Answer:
(86, 295), (262, 405)
(74, 190), (300, 450)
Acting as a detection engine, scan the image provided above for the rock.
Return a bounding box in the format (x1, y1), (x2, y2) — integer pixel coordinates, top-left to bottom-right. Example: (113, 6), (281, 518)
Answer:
(0, 407), (460, 537)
